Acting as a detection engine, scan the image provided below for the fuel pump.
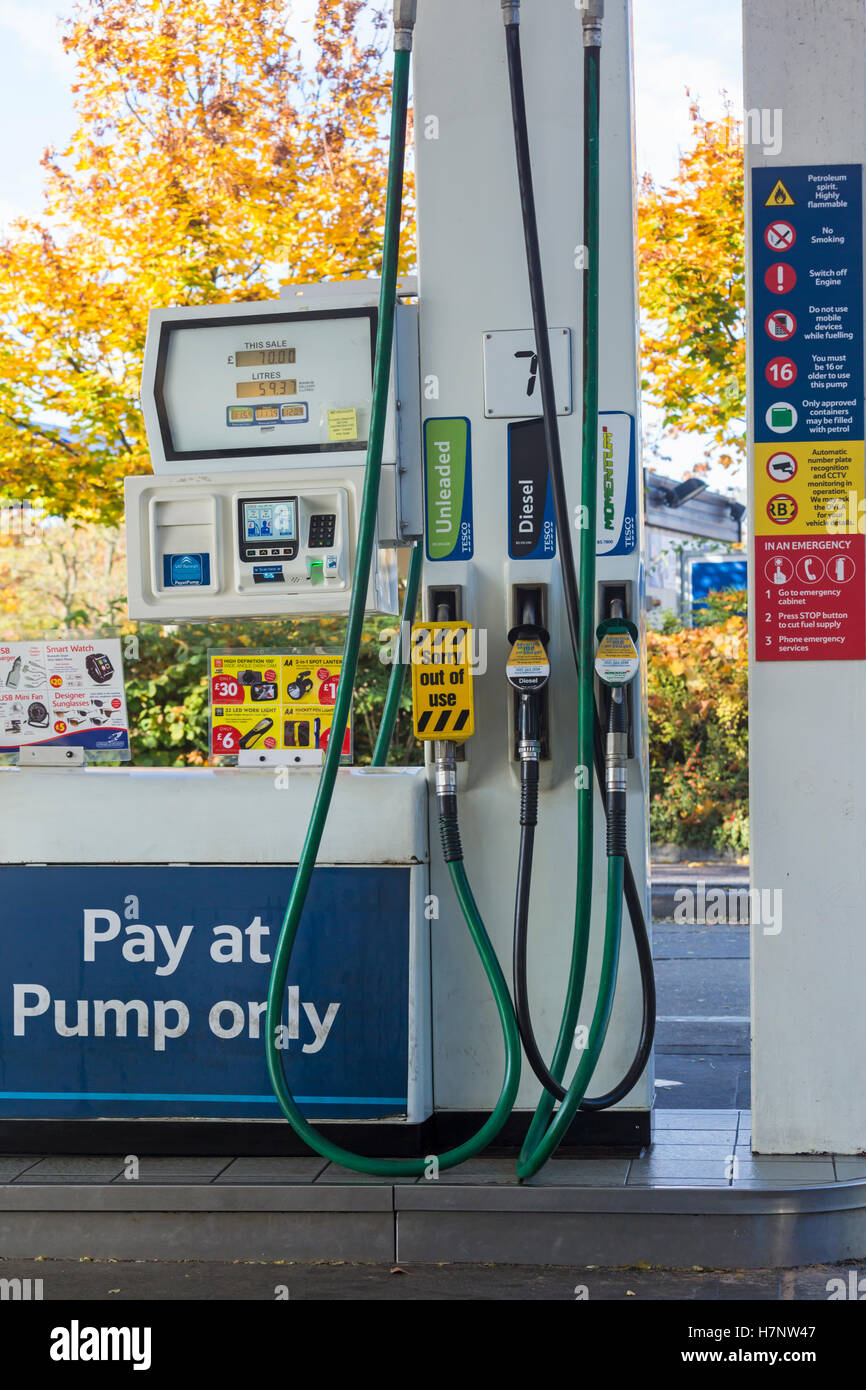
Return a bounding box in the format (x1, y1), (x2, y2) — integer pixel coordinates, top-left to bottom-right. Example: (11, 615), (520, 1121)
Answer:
(263, 3), (525, 1178)
(107, 0), (654, 1175)
(500, 0), (654, 1178)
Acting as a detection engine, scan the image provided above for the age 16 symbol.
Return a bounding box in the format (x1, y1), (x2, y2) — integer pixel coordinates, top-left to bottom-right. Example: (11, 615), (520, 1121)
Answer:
(765, 356), (797, 387)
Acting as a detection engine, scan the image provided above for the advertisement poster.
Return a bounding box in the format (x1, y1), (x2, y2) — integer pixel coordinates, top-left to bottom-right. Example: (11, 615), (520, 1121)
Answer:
(0, 639), (130, 757)
(208, 651), (351, 761)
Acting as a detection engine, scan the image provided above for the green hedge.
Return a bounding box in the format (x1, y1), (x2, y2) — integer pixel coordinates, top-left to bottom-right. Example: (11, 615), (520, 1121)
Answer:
(123, 617), (419, 766)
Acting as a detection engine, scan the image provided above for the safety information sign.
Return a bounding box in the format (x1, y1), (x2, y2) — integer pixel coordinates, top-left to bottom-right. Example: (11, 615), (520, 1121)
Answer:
(410, 622), (475, 742)
(0, 639), (129, 756)
(751, 164), (865, 660)
(209, 652), (350, 761)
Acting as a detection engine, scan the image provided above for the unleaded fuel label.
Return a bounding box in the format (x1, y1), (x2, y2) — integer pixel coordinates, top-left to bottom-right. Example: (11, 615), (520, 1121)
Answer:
(424, 418), (473, 561)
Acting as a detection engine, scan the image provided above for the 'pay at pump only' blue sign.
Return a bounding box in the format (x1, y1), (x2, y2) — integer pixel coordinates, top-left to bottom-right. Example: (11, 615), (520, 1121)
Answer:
(0, 865), (411, 1120)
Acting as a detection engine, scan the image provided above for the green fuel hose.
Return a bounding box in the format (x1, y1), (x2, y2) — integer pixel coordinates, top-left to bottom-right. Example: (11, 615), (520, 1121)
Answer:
(517, 855), (624, 1178)
(371, 538), (423, 767)
(266, 31), (521, 1178)
(503, 5), (634, 1178)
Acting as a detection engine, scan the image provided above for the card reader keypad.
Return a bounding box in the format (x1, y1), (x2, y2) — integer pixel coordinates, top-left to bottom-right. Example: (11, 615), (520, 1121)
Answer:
(308, 513), (336, 548)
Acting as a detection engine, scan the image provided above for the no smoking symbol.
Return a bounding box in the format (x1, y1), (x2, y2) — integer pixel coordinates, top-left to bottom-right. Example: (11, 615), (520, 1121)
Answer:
(764, 220), (796, 252)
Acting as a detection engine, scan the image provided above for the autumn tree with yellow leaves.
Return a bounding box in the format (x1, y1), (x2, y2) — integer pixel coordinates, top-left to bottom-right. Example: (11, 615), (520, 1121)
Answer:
(0, 0), (409, 524)
(638, 102), (745, 473)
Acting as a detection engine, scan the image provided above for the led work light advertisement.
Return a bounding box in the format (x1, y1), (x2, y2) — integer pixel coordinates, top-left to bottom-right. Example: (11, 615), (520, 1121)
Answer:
(208, 650), (351, 761)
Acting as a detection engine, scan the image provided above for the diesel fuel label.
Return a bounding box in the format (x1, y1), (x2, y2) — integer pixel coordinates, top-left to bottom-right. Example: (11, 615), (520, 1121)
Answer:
(751, 165), (866, 661)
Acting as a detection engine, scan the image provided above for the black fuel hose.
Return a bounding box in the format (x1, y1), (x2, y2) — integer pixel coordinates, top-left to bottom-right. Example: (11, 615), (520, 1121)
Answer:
(505, 17), (655, 1110)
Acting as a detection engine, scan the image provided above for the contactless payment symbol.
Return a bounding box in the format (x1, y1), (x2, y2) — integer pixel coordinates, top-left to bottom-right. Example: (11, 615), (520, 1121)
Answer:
(765, 309), (797, 341)
(767, 493), (798, 525)
(764, 220), (796, 252)
(766, 451), (798, 482)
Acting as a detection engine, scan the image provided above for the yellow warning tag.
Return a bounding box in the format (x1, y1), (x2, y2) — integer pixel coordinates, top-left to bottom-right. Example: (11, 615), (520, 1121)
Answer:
(764, 179), (795, 208)
(594, 630), (639, 686)
(505, 635), (550, 692)
(327, 408), (359, 442)
(410, 622), (475, 743)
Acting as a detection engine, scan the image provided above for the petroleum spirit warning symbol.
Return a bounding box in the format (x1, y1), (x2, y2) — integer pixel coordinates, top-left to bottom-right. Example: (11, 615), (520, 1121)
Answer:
(767, 493), (798, 525)
(764, 178), (795, 207)
(410, 622), (475, 743)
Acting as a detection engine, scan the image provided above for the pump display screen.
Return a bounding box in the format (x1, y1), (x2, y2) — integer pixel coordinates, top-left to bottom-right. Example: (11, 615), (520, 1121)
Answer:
(237, 495), (300, 564)
(152, 308), (376, 462)
(242, 499), (296, 542)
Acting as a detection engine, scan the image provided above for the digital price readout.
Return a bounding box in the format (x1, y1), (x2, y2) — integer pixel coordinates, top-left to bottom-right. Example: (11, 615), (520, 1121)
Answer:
(235, 348), (296, 366)
(236, 379), (297, 398)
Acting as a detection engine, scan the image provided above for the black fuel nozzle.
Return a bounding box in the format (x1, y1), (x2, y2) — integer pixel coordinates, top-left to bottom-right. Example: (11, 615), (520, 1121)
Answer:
(506, 619), (550, 828)
(605, 689), (628, 858)
(595, 599), (638, 857)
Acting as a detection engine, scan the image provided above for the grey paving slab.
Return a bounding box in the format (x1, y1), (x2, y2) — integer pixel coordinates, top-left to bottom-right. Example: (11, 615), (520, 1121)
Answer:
(654, 1129), (737, 1145)
(731, 1180), (832, 1189)
(216, 1157), (328, 1184)
(14, 1156), (125, 1182)
(653, 1110), (740, 1129)
(0, 1183), (393, 1211)
(524, 1160), (630, 1187)
(632, 1180), (732, 1188)
(0, 1157), (42, 1182)
(0, 1211), (396, 1262)
(110, 1157), (232, 1184)
(628, 1158), (732, 1182)
(434, 1160), (520, 1186)
(316, 1163), (417, 1185)
(638, 1144), (735, 1162)
(733, 1159), (836, 1180)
